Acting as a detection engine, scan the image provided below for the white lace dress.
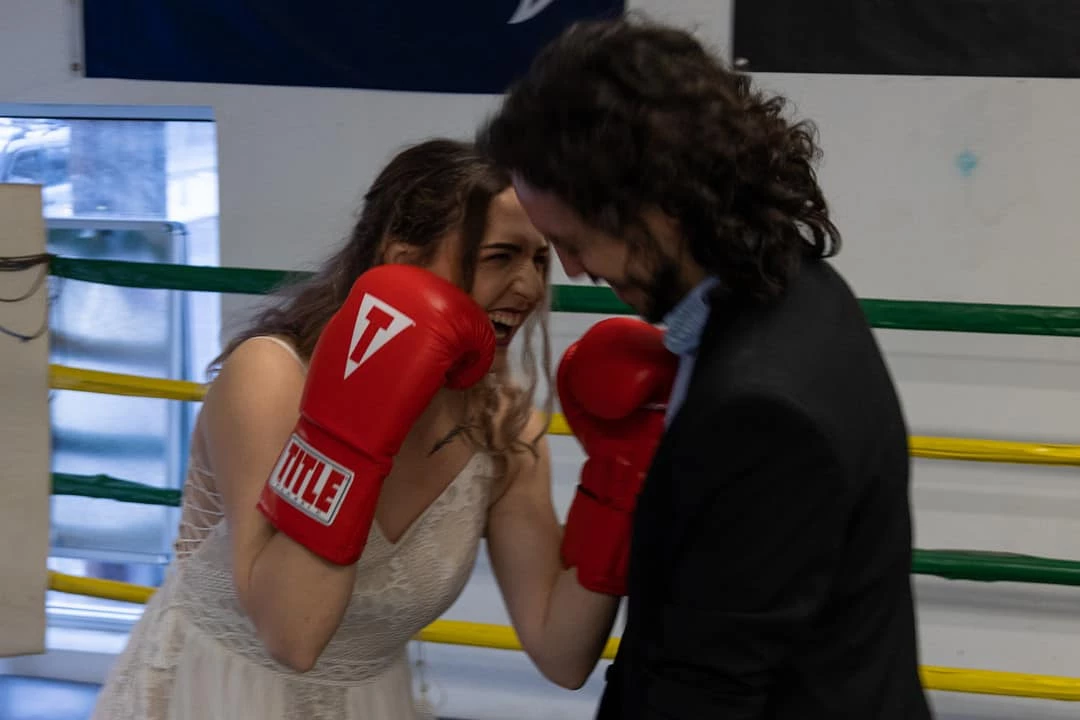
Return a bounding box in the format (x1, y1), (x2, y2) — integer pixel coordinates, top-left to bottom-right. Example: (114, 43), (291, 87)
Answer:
(91, 337), (496, 719)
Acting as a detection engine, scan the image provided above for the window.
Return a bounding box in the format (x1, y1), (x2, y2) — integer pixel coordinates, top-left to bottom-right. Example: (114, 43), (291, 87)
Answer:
(0, 107), (220, 628)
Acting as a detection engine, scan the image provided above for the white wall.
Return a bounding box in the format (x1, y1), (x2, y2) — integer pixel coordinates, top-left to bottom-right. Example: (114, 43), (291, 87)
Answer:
(3, 1), (1080, 718)
(751, 69), (1080, 720)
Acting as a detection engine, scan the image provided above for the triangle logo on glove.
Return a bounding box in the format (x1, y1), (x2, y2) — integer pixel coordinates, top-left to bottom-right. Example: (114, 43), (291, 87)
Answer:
(345, 294), (415, 379)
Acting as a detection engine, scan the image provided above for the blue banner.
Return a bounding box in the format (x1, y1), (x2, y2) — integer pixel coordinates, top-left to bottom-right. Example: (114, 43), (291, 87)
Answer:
(82, 1), (625, 94)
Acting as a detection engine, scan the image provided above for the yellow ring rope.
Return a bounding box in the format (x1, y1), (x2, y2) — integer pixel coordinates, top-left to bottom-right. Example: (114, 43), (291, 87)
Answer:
(45, 571), (1080, 701)
(50, 364), (208, 403)
(49, 364), (1080, 466)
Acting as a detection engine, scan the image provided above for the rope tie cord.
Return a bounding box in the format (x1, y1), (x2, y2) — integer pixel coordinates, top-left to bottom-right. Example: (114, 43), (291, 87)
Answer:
(0, 252), (51, 341)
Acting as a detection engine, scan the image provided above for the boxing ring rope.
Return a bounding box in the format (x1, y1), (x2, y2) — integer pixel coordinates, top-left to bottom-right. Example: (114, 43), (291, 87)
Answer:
(47, 363), (1080, 467)
(47, 256), (1080, 337)
(37, 256), (1080, 703)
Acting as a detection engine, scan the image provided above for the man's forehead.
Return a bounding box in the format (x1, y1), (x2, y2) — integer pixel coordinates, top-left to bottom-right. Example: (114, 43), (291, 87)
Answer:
(510, 174), (580, 232)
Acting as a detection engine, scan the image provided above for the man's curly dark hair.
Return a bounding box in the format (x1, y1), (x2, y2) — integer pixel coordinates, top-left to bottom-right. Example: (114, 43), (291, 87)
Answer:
(477, 15), (841, 304)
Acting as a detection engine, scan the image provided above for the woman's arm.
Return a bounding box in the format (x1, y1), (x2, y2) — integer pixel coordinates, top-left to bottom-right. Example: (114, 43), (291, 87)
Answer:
(486, 411), (620, 690)
(202, 339), (356, 672)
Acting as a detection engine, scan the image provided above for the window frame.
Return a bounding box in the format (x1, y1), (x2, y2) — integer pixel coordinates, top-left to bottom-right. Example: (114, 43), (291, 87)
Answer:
(0, 103), (219, 643)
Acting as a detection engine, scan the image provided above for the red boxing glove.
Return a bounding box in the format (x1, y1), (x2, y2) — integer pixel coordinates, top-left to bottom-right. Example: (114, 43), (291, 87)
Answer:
(257, 264), (495, 565)
(558, 317), (678, 595)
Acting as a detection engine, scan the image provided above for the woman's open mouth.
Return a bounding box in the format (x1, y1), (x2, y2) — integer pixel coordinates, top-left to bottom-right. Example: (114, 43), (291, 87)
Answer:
(489, 309), (524, 347)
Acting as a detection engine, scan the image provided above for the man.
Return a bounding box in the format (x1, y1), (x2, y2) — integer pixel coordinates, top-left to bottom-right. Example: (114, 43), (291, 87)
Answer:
(477, 15), (933, 720)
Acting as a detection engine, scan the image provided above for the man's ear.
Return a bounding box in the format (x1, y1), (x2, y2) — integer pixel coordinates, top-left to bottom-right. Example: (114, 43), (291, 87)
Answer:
(641, 206), (683, 256)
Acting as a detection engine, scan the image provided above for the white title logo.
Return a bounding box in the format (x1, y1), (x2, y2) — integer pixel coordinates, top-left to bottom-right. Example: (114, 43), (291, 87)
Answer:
(508, 0), (559, 24)
(345, 294), (415, 379)
(268, 436), (354, 525)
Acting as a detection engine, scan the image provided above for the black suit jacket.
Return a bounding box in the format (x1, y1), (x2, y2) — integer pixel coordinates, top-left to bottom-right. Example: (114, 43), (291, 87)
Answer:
(597, 258), (933, 719)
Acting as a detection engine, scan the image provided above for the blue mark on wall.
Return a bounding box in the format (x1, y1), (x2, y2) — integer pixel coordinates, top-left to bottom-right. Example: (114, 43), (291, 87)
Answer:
(955, 150), (979, 177)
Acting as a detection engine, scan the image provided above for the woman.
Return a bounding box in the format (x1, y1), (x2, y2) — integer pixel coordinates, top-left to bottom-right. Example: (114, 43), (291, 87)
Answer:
(91, 139), (620, 719)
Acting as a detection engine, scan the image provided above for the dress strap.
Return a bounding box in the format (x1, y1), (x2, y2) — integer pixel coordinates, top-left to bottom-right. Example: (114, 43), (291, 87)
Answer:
(247, 335), (306, 370)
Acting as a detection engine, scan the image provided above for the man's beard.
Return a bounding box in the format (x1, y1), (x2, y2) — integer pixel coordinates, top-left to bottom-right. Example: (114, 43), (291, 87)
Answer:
(620, 252), (689, 324)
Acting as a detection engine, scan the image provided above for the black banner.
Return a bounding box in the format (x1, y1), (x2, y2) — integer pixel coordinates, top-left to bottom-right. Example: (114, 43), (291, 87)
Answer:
(83, 0), (625, 94)
(732, 0), (1080, 78)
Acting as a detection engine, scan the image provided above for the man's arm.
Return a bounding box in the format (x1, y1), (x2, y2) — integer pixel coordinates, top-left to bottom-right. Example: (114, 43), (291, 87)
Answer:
(635, 391), (848, 719)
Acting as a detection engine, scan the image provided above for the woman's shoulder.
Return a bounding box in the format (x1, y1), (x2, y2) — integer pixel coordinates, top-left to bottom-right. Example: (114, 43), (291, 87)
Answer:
(217, 335), (305, 376)
(203, 334), (307, 411)
(236, 334), (306, 368)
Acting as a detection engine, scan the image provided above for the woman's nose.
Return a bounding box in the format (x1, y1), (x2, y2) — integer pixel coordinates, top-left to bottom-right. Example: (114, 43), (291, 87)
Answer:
(518, 264), (545, 303)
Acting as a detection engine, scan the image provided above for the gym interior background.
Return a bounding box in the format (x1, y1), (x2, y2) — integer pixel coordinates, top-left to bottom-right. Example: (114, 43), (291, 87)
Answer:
(1, 1), (1079, 718)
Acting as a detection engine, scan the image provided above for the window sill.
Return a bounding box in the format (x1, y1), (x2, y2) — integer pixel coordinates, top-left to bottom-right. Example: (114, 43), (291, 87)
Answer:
(0, 604), (140, 685)
(0, 625), (128, 686)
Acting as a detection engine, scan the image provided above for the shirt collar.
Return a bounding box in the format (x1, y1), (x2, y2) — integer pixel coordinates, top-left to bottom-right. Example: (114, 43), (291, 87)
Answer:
(662, 276), (720, 356)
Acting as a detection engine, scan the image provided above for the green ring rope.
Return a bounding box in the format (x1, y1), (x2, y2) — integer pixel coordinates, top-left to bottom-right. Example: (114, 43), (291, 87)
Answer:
(48, 256), (1080, 337)
(50, 473), (1080, 587)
